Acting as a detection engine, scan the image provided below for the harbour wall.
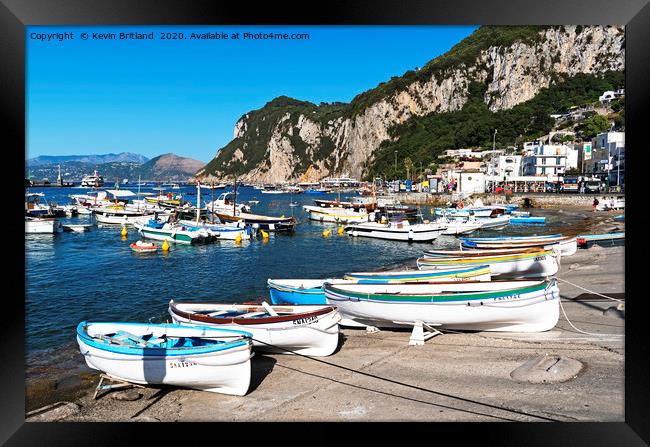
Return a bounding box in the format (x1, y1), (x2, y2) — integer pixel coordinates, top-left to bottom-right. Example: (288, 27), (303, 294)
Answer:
(382, 192), (620, 208)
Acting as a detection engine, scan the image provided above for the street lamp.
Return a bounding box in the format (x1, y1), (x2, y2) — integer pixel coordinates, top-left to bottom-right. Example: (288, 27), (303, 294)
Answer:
(394, 150), (398, 173)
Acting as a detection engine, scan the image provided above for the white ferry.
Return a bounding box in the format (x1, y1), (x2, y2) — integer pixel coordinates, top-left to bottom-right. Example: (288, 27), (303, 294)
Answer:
(80, 170), (104, 188)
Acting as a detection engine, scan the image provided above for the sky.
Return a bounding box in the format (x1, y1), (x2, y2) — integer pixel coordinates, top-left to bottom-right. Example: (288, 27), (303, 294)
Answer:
(27, 25), (479, 163)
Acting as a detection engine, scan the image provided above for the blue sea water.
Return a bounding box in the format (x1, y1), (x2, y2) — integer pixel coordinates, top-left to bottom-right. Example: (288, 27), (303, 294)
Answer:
(25, 185), (590, 375)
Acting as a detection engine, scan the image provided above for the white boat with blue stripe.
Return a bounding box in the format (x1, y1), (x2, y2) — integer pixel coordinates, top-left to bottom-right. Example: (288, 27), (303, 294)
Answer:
(76, 321), (254, 396)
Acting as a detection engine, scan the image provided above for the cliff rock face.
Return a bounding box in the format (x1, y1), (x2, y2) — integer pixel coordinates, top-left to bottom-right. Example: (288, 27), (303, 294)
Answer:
(199, 25), (624, 182)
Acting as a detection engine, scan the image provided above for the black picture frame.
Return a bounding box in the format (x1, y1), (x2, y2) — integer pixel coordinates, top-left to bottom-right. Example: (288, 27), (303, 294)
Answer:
(3, 0), (647, 444)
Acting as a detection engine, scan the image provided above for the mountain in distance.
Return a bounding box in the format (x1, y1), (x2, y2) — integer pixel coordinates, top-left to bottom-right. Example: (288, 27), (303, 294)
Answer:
(136, 153), (206, 182)
(26, 152), (205, 182)
(27, 152), (149, 166)
(197, 25), (625, 183)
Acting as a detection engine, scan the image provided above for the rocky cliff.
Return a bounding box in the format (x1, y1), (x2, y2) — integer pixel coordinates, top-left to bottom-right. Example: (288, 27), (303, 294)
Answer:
(198, 25), (625, 183)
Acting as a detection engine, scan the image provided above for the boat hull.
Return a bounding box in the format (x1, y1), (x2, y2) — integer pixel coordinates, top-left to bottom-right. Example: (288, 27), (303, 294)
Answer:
(303, 205), (368, 224)
(169, 303), (341, 357)
(323, 280), (560, 332)
(25, 218), (62, 234)
(134, 223), (210, 244)
(346, 223), (444, 242)
(418, 250), (559, 279)
(77, 322), (253, 395)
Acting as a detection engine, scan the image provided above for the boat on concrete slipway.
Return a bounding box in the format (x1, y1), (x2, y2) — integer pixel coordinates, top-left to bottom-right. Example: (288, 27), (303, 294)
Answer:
(322, 279), (560, 333)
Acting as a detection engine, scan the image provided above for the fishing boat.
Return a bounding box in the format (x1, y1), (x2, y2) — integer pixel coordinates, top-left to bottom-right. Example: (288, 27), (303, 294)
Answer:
(177, 219), (247, 241)
(436, 216), (484, 235)
(576, 232), (625, 248)
(474, 214), (511, 229)
(268, 266), (492, 305)
(345, 216), (446, 242)
(130, 240), (159, 252)
(434, 207), (501, 218)
(509, 216), (546, 224)
(323, 279), (560, 332)
(260, 185), (287, 194)
(62, 224), (92, 233)
(168, 301), (341, 357)
(25, 193), (64, 218)
(460, 235), (577, 257)
(303, 205), (368, 224)
(204, 192), (250, 215)
(216, 211), (298, 232)
(418, 249), (559, 279)
(424, 247), (547, 258)
(134, 220), (212, 244)
(25, 216), (62, 234)
(92, 208), (154, 226)
(76, 321), (253, 395)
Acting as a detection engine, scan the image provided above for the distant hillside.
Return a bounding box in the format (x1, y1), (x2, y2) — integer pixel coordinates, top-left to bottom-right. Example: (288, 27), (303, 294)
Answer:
(137, 153), (205, 181)
(27, 152), (148, 166)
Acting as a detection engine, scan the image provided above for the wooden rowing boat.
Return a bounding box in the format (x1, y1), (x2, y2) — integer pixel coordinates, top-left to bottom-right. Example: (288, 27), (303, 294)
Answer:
(168, 302), (341, 357)
(323, 279), (560, 332)
(76, 321), (253, 395)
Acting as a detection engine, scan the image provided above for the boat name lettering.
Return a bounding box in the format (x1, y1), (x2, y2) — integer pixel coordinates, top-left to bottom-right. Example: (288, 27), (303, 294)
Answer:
(534, 256), (546, 261)
(293, 316), (318, 325)
(493, 294), (520, 301)
(169, 361), (197, 368)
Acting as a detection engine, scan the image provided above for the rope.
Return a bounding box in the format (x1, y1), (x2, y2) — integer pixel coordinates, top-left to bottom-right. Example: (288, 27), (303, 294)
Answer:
(558, 298), (624, 338)
(555, 277), (624, 303)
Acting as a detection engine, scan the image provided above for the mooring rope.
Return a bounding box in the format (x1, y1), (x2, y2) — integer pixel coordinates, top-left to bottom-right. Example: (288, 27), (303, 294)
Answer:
(555, 277), (624, 303)
(557, 298), (624, 338)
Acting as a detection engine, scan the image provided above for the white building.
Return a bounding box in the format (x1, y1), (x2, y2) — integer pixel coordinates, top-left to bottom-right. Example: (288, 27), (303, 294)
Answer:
(487, 155), (522, 179)
(522, 144), (578, 176)
(595, 132), (625, 187)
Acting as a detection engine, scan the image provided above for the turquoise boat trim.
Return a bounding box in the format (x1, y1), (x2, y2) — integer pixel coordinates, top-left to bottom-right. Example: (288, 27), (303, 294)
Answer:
(345, 266), (490, 281)
(77, 322), (251, 356)
(461, 234), (561, 242)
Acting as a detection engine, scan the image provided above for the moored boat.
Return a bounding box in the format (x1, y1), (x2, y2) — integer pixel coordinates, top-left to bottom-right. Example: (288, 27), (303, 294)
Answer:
(25, 216), (62, 234)
(134, 220), (211, 244)
(460, 235), (577, 256)
(346, 218), (446, 242)
(168, 301), (341, 356)
(177, 219), (247, 240)
(216, 211), (298, 232)
(130, 240), (159, 252)
(418, 249), (559, 279)
(62, 224), (92, 233)
(322, 279), (560, 332)
(303, 205), (368, 224)
(76, 321), (253, 395)
(576, 232), (625, 248)
(510, 216), (546, 224)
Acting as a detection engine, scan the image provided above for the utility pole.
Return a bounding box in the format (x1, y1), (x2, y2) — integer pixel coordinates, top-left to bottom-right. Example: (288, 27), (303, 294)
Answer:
(394, 151), (398, 175)
(493, 129), (498, 152)
(617, 146), (620, 191)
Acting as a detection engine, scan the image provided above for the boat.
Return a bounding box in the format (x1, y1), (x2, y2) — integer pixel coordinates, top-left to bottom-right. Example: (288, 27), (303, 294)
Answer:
(418, 249), (559, 279)
(509, 216), (546, 224)
(25, 193), (64, 218)
(62, 224), (92, 233)
(177, 219), (247, 241)
(613, 215), (624, 222)
(345, 216), (446, 242)
(460, 235), (577, 257)
(434, 207), (502, 218)
(168, 301), (341, 357)
(576, 232), (625, 248)
(260, 185), (287, 194)
(130, 240), (159, 252)
(204, 192), (250, 215)
(92, 208), (154, 225)
(268, 266), (492, 305)
(323, 279), (560, 332)
(134, 220), (212, 244)
(424, 247), (548, 258)
(76, 321), (253, 395)
(25, 216), (62, 234)
(80, 170), (104, 188)
(303, 205), (368, 224)
(436, 216), (484, 235)
(216, 211), (298, 232)
(474, 214), (511, 229)
(511, 211), (530, 217)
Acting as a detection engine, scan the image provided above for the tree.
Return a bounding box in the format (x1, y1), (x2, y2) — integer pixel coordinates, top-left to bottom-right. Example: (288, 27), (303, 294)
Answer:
(565, 167), (581, 175)
(403, 157), (415, 180)
(576, 114), (610, 139)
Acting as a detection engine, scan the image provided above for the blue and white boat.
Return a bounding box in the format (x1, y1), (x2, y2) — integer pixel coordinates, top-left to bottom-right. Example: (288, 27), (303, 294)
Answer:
(576, 232), (625, 248)
(177, 219), (248, 240)
(509, 216), (546, 225)
(76, 321), (254, 395)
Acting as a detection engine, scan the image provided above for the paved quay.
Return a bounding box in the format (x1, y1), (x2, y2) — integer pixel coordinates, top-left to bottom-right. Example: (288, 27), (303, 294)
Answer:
(28, 244), (624, 423)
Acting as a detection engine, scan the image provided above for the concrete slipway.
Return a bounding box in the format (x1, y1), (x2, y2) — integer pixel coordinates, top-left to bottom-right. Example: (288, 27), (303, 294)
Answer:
(28, 245), (624, 423)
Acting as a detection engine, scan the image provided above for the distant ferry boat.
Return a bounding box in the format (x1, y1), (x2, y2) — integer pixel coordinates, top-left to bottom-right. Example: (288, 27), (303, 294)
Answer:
(320, 175), (360, 188)
(80, 170), (104, 188)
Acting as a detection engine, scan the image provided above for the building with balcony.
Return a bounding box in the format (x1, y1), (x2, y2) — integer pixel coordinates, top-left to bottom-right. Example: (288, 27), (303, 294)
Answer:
(522, 144), (579, 177)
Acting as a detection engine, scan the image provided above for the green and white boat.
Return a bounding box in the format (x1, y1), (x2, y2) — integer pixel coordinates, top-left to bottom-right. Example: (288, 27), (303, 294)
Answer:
(134, 220), (212, 244)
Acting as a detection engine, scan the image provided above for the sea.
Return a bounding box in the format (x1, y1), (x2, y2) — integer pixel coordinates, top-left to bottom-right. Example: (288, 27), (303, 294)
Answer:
(24, 185), (596, 392)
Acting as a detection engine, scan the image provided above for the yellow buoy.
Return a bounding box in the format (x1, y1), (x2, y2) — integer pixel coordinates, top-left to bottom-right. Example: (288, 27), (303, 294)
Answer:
(323, 229), (332, 237)
(162, 240), (170, 251)
(337, 226), (345, 235)
(121, 225), (128, 237)
(261, 230), (269, 240)
(235, 233), (242, 243)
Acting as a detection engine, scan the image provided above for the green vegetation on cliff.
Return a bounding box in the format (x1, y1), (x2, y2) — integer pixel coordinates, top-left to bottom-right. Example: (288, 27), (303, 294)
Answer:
(365, 70), (624, 180)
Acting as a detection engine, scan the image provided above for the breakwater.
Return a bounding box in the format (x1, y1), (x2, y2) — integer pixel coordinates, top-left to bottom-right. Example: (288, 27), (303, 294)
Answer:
(382, 192), (621, 208)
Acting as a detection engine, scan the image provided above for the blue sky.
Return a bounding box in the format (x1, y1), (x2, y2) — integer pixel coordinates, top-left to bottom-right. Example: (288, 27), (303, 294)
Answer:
(27, 25), (478, 162)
